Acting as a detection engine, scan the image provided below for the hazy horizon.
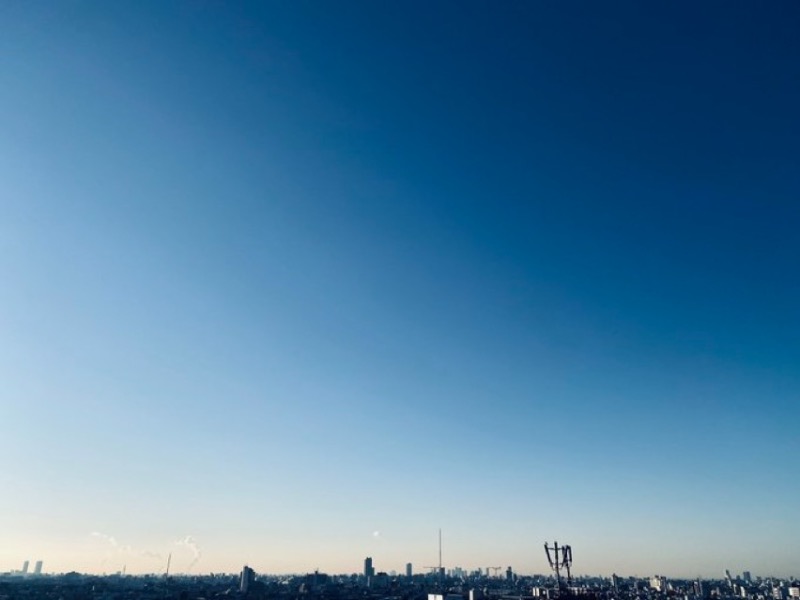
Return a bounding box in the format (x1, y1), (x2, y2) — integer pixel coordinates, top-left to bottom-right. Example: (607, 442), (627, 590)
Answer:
(4, 531), (797, 580)
(2, 1), (798, 580)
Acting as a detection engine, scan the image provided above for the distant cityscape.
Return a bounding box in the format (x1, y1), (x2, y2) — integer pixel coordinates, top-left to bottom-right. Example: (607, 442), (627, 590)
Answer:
(2, 552), (798, 600)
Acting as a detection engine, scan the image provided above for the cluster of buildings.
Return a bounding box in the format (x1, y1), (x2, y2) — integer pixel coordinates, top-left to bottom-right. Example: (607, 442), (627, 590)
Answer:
(1, 562), (797, 600)
(5, 563), (43, 578)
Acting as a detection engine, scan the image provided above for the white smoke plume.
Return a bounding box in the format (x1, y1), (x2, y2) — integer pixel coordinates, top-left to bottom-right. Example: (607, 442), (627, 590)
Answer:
(90, 532), (133, 555)
(90, 532), (123, 571)
(91, 532), (119, 547)
(89, 532), (200, 572)
(175, 535), (202, 571)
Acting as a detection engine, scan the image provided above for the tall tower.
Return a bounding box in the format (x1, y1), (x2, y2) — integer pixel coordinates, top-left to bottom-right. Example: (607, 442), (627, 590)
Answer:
(34, 561), (43, 575)
(364, 557), (374, 579)
(436, 528), (444, 580)
(21, 561), (29, 575)
(544, 541), (573, 591)
(406, 563), (413, 578)
(439, 529), (443, 573)
(240, 566), (255, 593)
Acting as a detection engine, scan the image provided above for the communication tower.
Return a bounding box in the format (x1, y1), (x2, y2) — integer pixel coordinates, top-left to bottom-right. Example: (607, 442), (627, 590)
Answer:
(544, 541), (573, 592)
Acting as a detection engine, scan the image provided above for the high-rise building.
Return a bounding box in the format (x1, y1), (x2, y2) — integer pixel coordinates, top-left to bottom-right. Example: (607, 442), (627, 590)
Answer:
(743, 572), (753, 584)
(34, 561), (42, 575)
(406, 563), (413, 578)
(364, 557), (374, 579)
(21, 561), (29, 575)
(694, 579), (706, 598)
(651, 576), (668, 593)
(240, 566), (255, 593)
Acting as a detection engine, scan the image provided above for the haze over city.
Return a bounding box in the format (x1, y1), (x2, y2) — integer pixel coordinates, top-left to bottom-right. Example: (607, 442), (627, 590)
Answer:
(1, 1), (798, 579)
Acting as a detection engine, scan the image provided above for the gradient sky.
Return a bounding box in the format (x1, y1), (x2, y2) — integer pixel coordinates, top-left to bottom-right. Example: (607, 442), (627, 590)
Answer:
(1, 1), (799, 579)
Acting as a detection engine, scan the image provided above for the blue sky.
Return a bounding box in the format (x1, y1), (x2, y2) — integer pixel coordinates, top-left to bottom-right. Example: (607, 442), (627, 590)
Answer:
(1, 1), (798, 578)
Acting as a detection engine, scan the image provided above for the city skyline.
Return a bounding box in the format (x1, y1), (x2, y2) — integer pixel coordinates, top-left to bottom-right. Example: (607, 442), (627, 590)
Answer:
(3, 564), (797, 600)
(2, 530), (796, 579)
(2, 1), (798, 580)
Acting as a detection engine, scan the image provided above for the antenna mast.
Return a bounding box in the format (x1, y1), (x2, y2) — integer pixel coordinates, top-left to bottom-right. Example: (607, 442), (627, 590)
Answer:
(544, 541), (573, 594)
(438, 529), (442, 571)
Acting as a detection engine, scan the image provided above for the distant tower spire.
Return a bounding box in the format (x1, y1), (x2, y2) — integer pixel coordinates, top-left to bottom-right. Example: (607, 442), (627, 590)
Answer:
(438, 528), (442, 571)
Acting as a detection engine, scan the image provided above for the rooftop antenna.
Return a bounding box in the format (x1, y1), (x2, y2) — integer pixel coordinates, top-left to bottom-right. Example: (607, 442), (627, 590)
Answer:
(544, 541), (573, 593)
(563, 545), (573, 583)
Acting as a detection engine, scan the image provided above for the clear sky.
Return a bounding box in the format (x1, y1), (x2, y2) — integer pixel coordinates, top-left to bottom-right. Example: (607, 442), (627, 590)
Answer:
(1, 1), (798, 579)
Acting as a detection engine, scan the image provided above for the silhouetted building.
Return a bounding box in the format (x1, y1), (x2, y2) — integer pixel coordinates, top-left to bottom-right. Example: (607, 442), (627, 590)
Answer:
(21, 561), (29, 575)
(240, 565), (255, 593)
(33, 561), (42, 576)
(406, 563), (413, 578)
(364, 557), (374, 579)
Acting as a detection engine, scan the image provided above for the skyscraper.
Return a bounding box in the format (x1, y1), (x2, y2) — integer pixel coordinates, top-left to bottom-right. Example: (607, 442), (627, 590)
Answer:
(364, 557), (374, 579)
(695, 579), (706, 598)
(21, 561), (29, 575)
(651, 576), (668, 593)
(406, 563), (413, 578)
(34, 561), (42, 575)
(240, 566), (255, 593)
